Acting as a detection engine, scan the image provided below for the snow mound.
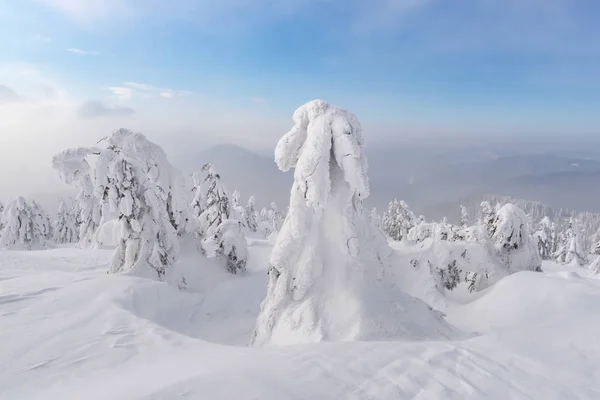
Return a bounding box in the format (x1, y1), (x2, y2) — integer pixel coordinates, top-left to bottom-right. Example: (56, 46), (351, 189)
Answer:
(447, 270), (600, 335)
(392, 238), (501, 311)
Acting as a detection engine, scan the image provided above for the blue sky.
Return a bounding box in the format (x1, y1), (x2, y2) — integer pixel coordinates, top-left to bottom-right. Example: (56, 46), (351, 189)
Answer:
(1, 0), (600, 186)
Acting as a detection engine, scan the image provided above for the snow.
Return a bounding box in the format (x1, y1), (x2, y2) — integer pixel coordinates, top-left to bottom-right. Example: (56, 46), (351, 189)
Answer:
(2, 245), (600, 399)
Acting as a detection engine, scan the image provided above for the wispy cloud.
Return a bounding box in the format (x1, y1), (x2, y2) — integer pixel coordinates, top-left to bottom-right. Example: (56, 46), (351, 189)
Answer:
(108, 86), (134, 100)
(0, 85), (21, 103)
(77, 100), (134, 118)
(251, 97), (267, 104)
(31, 34), (52, 42)
(108, 82), (191, 100)
(65, 48), (100, 55)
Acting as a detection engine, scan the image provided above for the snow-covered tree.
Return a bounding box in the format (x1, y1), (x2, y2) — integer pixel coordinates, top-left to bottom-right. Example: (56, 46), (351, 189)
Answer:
(489, 203), (542, 273)
(92, 129), (180, 278)
(268, 202), (283, 233)
(197, 164), (247, 273)
(460, 205), (469, 227)
(532, 216), (554, 260)
(252, 100), (453, 346)
(554, 218), (586, 266)
(198, 164), (230, 235)
(52, 147), (102, 247)
(382, 199), (416, 241)
(479, 201), (496, 236)
(190, 171), (207, 220)
(257, 207), (272, 237)
(203, 219), (248, 274)
(244, 196), (258, 232)
(0, 197), (51, 250)
(230, 190), (246, 226)
(53, 197), (79, 244)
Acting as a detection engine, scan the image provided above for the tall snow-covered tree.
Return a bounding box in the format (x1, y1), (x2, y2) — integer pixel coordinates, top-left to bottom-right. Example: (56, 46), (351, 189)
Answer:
(382, 199), (416, 241)
(554, 218), (586, 266)
(0, 197), (51, 250)
(53, 197), (79, 244)
(190, 171), (207, 220)
(198, 164), (247, 274)
(230, 190), (246, 226)
(52, 147), (102, 247)
(257, 207), (272, 237)
(489, 203), (542, 273)
(533, 216), (554, 260)
(93, 129), (180, 278)
(198, 164), (230, 235)
(244, 196), (258, 232)
(252, 100), (453, 346)
(460, 205), (469, 227)
(268, 202), (283, 233)
(479, 201), (496, 236)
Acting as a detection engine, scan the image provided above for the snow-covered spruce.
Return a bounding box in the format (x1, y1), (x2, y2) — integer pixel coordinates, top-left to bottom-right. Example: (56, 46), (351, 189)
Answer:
(489, 204), (542, 273)
(252, 100), (455, 346)
(257, 207), (272, 237)
(382, 199), (416, 241)
(52, 147), (102, 248)
(533, 216), (555, 260)
(203, 219), (248, 274)
(554, 218), (587, 267)
(93, 129), (180, 278)
(244, 196), (258, 232)
(0, 197), (52, 250)
(198, 164), (248, 274)
(230, 190), (246, 226)
(53, 197), (79, 244)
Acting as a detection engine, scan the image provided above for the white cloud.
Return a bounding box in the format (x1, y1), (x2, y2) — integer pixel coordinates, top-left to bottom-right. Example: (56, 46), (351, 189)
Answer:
(159, 91), (175, 99)
(108, 82), (192, 100)
(108, 86), (134, 100)
(251, 97), (267, 104)
(31, 34), (52, 42)
(77, 100), (135, 118)
(66, 48), (101, 55)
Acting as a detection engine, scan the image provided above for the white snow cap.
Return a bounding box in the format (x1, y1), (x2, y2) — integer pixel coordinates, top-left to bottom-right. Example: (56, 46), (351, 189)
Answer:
(274, 99), (369, 208)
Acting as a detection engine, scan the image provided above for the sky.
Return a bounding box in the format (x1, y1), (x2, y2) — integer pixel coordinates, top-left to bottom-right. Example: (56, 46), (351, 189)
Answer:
(1, 0), (600, 197)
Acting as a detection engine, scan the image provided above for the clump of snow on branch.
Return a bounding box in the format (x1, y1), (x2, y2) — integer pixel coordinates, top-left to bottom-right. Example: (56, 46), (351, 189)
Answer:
(252, 100), (455, 346)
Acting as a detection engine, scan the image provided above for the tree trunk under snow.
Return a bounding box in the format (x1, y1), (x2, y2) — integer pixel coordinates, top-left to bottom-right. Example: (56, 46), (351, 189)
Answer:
(252, 100), (455, 346)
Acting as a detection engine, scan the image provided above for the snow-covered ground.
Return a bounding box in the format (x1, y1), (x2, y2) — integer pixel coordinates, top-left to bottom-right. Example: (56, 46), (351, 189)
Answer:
(2, 241), (600, 399)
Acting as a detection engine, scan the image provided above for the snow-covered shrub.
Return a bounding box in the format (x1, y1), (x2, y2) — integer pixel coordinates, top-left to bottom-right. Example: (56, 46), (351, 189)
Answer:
(252, 100), (455, 346)
(489, 204), (542, 273)
(245, 196), (258, 232)
(0, 197), (51, 250)
(554, 218), (587, 266)
(53, 197), (79, 244)
(93, 129), (180, 278)
(382, 199), (416, 241)
(52, 147), (102, 247)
